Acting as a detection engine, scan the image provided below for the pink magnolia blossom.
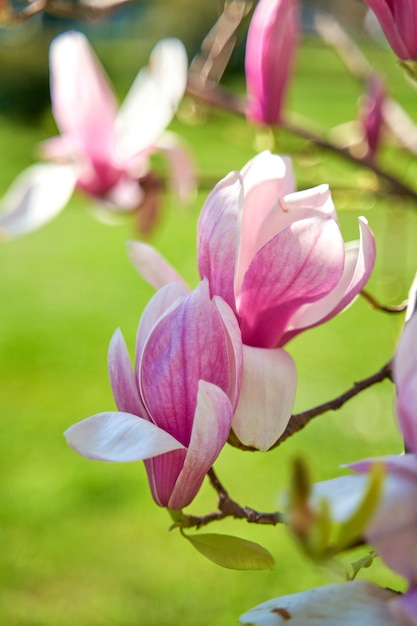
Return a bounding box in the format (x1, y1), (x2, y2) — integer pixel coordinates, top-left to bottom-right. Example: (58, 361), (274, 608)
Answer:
(364, 0), (417, 60)
(65, 280), (242, 510)
(0, 31), (192, 238)
(245, 0), (299, 125)
(197, 151), (376, 349)
(128, 151), (374, 451)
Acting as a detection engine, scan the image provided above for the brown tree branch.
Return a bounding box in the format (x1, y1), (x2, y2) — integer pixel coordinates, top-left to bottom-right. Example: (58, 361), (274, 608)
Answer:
(178, 467), (285, 529)
(186, 81), (417, 203)
(272, 361), (393, 448)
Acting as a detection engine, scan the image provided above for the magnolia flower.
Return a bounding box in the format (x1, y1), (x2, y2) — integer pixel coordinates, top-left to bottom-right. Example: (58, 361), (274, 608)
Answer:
(128, 152), (375, 450)
(65, 280), (242, 510)
(0, 31), (192, 239)
(197, 151), (376, 349)
(364, 0), (417, 61)
(245, 0), (299, 125)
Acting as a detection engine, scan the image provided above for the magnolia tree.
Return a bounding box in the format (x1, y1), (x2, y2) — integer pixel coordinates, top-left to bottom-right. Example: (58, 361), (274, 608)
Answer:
(1, 0), (417, 624)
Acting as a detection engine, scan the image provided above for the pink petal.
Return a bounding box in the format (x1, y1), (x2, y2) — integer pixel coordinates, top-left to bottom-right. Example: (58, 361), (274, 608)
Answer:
(213, 295), (243, 410)
(231, 345), (297, 451)
(236, 152), (295, 291)
(390, 587), (417, 626)
(365, 0), (413, 60)
(168, 381), (233, 510)
(128, 241), (189, 291)
(154, 132), (196, 203)
(103, 174), (144, 210)
(139, 281), (232, 446)
(237, 216), (345, 347)
(135, 282), (189, 374)
(50, 31), (117, 162)
(198, 171), (241, 312)
(245, 0), (299, 125)
(64, 412), (184, 462)
(281, 217), (376, 343)
(108, 328), (147, 418)
(0, 164), (76, 239)
(394, 312), (417, 389)
(115, 38), (188, 162)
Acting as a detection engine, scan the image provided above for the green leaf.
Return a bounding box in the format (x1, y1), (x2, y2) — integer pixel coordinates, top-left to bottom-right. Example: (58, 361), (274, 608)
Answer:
(337, 463), (385, 551)
(184, 532), (275, 570)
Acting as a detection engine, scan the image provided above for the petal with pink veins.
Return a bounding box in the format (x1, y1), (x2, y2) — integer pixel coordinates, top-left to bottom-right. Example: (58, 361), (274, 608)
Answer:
(198, 171), (241, 311)
(0, 164), (76, 239)
(108, 328), (147, 418)
(168, 381), (233, 510)
(237, 216), (345, 347)
(135, 282), (189, 375)
(64, 411), (185, 462)
(281, 217), (376, 343)
(139, 281), (231, 445)
(232, 345), (297, 451)
(213, 295), (243, 410)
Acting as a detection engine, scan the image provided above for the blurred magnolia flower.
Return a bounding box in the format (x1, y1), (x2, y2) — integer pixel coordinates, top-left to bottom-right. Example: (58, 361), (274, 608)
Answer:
(361, 75), (386, 162)
(313, 456), (417, 626)
(363, 0), (417, 61)
(65, 280), (242, 510)
(0, 31), (193, 239)
(128, 151), (375, 451)
(245, 0), (299, 125)
(310, 300), (417, 626)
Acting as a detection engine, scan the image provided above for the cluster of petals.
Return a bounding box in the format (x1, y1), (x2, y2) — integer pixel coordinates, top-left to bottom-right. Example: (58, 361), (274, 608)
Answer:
(364, 0), (417, 61)
(65, 280), (242, 510)
(197, 150), (376, 350)
(129, 150), (375, 451)
(312, 305), (417, 625)
(245, 0), (299, 125)
(0, 31), (192, 238)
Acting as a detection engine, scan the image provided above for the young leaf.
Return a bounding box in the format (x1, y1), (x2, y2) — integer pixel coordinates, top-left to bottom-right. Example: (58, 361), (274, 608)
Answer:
(184, 532), (275, 570)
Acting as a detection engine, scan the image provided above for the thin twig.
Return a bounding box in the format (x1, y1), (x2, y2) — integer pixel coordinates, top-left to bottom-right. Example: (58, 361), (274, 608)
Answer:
(360, 289), (408, 313)
(271, 361), (393, 448)
(186, 81), (417, 203)
(179, 468), (285, 529)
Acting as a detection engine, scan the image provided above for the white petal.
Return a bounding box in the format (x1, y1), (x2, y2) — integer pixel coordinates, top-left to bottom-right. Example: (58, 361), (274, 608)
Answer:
(128, 241), (189, 290)
(115, 39), (188, 162)
(239, 581), (397, 626)
(64, 412), (184, 462)
(0, 164), (76, 238)
(311, 474), (369, 522)
(232, 346), (297, 451)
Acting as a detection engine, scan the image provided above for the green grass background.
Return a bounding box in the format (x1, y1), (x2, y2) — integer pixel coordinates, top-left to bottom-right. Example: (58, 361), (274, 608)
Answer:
(0, 33), (416, 625)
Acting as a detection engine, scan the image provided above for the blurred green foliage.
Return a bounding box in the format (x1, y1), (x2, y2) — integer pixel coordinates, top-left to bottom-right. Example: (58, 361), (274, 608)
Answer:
(0, 28), (415, 625)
